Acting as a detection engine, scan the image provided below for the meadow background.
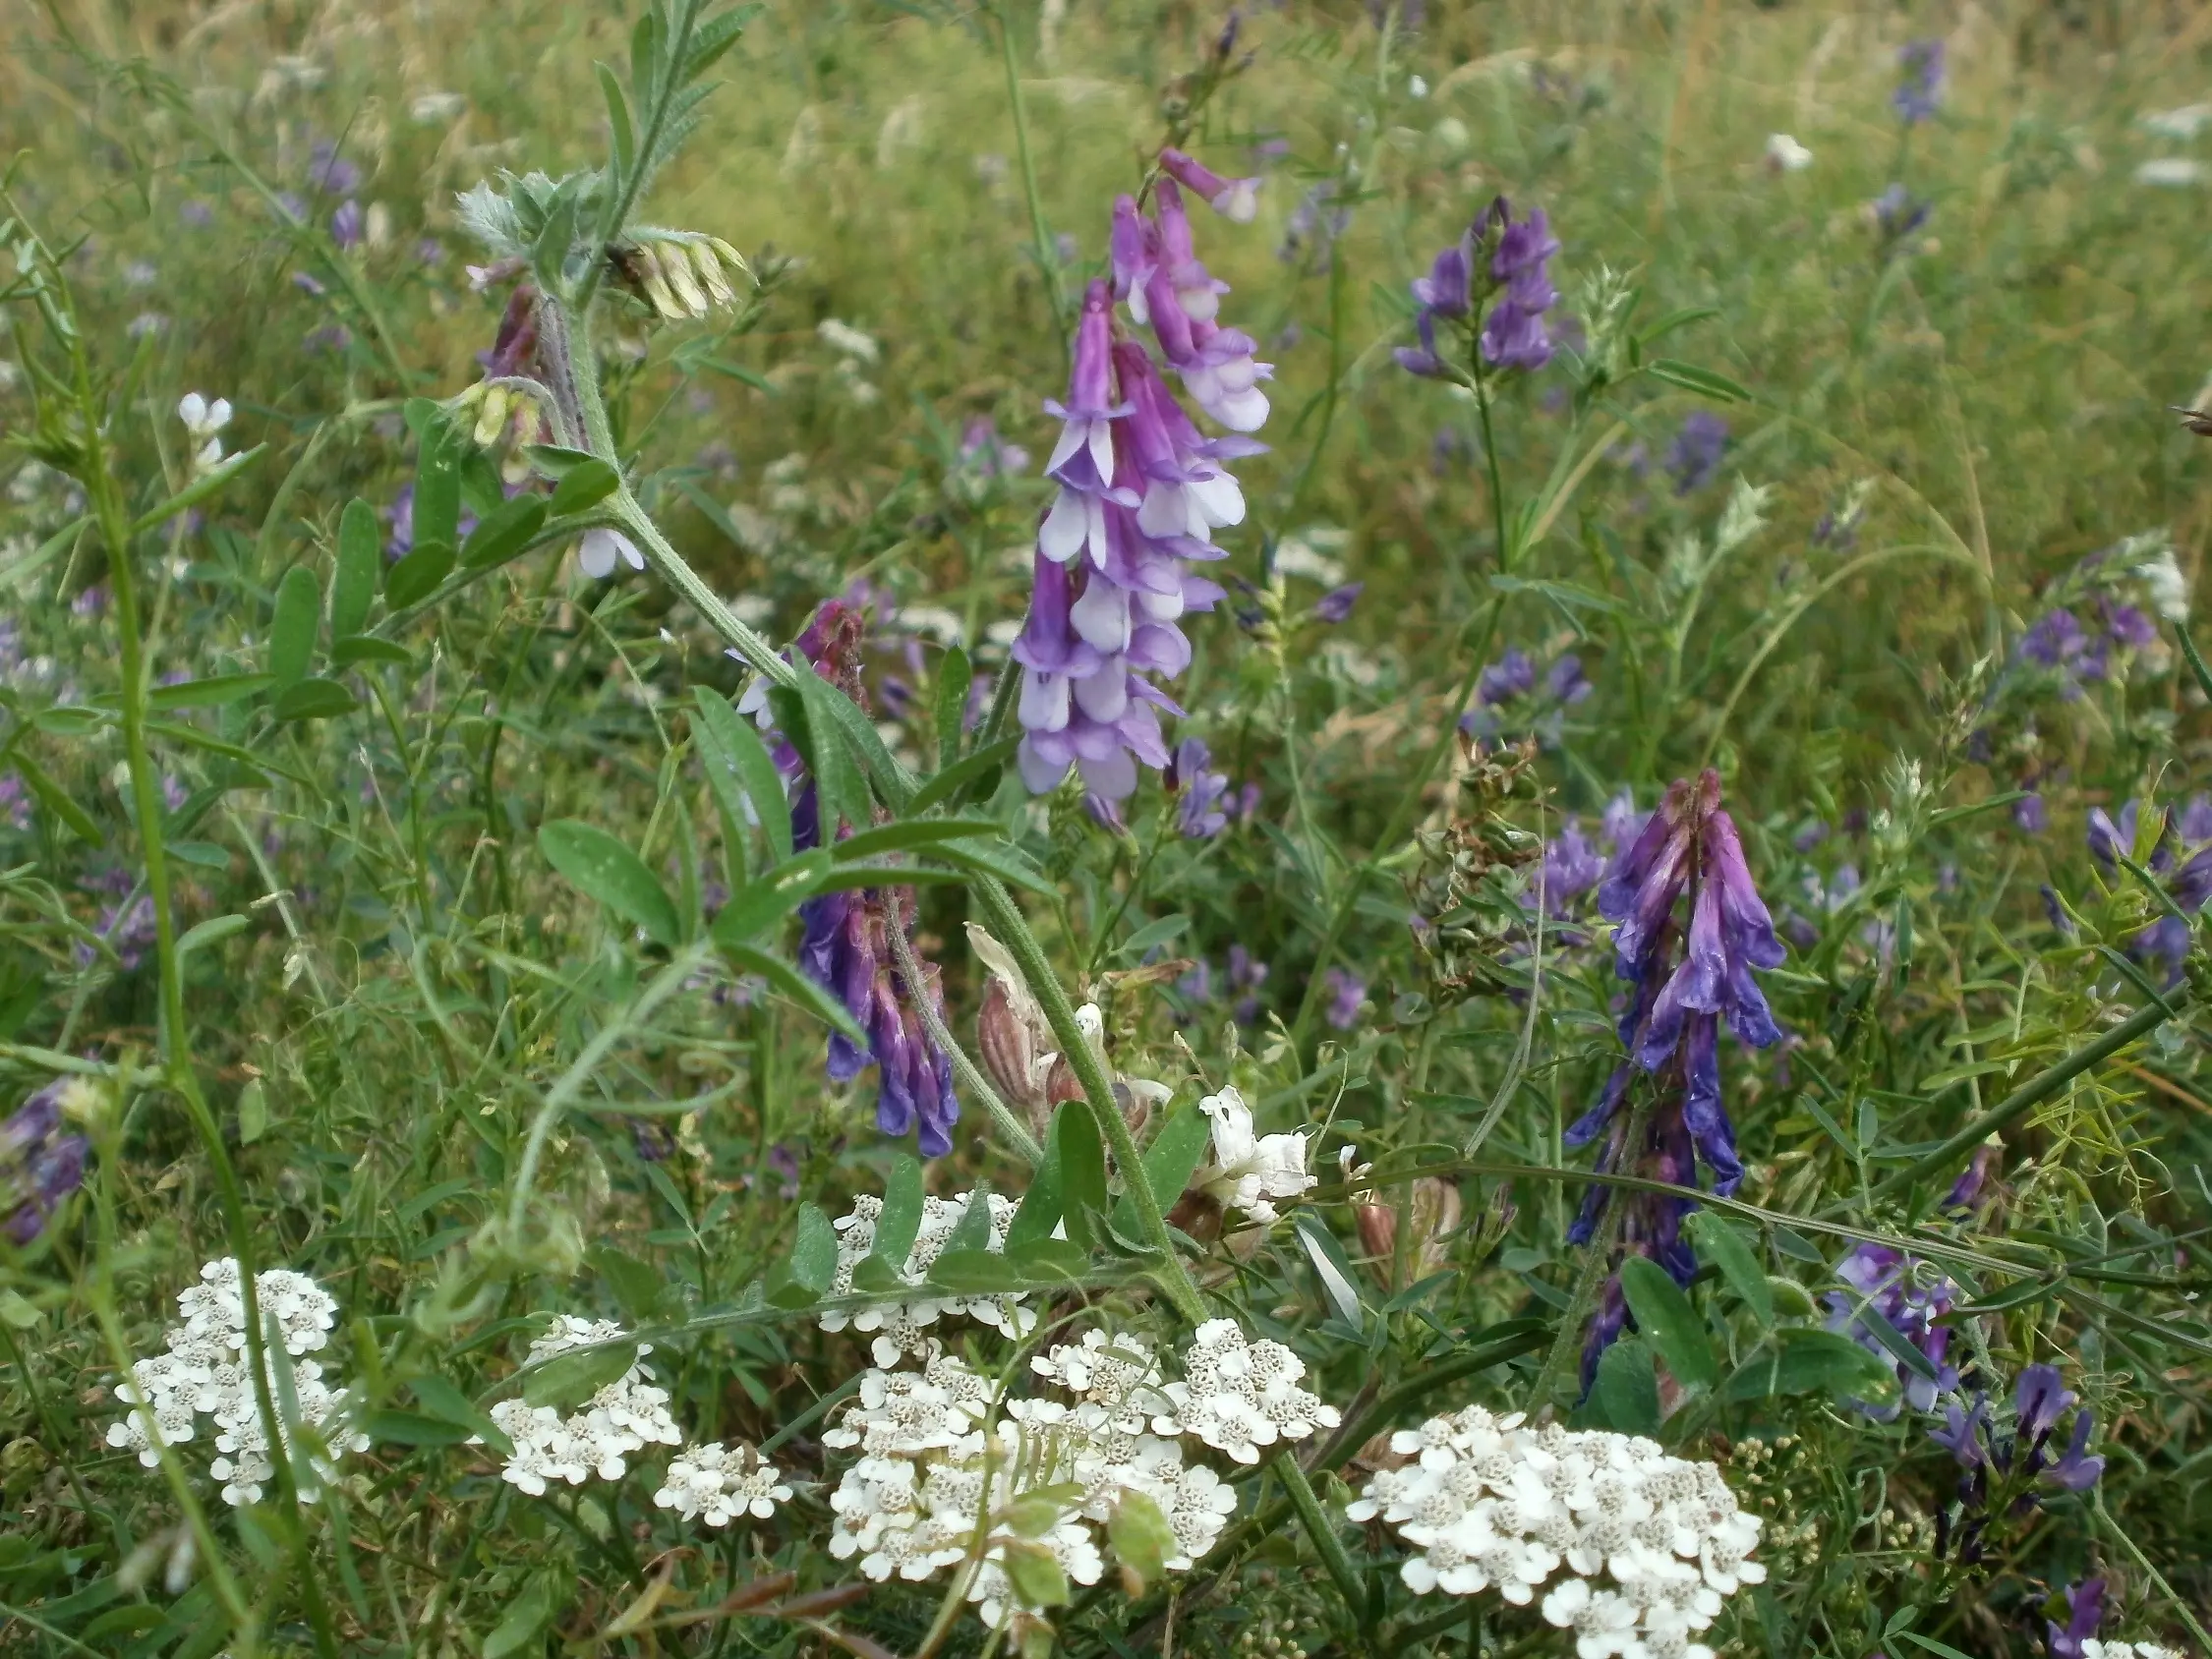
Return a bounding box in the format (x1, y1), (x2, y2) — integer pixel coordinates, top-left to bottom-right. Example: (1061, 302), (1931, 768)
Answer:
(0, 0), (2210, 1654)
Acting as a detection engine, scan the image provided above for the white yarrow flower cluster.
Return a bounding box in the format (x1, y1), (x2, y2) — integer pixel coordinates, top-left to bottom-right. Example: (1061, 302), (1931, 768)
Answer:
(1152, 1318), (1341, 1464)
(821, 1327), (1270, 1631)
(1194, 1087), (1316, 1228)
(819, 1189), (1039, 1364)
(1347, 1406), (1765, 1659)
(485, 1317), (683, 1496)
(104, 1258), (364, 1507)
(2082, 1641), (2182, 1659)
(653, 1440), (793, 1526)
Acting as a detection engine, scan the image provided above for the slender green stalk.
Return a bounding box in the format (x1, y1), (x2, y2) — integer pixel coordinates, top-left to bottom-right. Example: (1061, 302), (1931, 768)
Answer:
(993, 0), (1068, 356)
(1275, 1454), (1368, 1640)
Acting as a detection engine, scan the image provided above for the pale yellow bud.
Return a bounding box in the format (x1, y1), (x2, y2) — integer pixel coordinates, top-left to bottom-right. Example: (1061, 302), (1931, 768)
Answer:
(660, 244), (709, 316)
(472, 385), (510, 448)
(691, 240), (736, 309)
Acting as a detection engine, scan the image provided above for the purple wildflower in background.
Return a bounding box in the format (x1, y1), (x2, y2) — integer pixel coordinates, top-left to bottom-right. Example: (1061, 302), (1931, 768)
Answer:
(1930, 1363), (2105, 1564)
(1826, 1243), (1959, 1416)
(1227, 944), (1269, 1024)
(2087, 795), (2212, 971)
(331, 200), (364, 251)
(1321, 967), (1366, 1031)
(3, 1079), (90, 1245)
(1545, 654), (1592, 705)
(958, 416), (1030, 480)
(748, 601), (961, 1157)
(307, 142), (361, 197)
(1892, 39), (1946, 124)
(1536, 818), (1606, 917)
(2047, 1579), (2107, 1659)
(1478, 649), (1539, 706)
(1313, 582), (1363, 623)
(1665, 412), (1729, 495)
(1567, 770), (1785, 1383)
(0, 774), (29, 832)
(1874, 184), (1931, 243)
(1172, 737), (1231, 839)
(1946, 1139), (2004, 1210)
(2013, 793), (2048, 833)
(1015, 160), (1268, 803)
(1278, 181), (1349, 267)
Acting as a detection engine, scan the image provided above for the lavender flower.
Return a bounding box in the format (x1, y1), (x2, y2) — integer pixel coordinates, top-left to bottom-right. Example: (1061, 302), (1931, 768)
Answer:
(1892, 39), (1946, 125)
(756, 602), (961, 1157)
(1535, 818), (1607, 917)
(1568, 771), (1785, 1383)
(307, 142), (361, 197)
(1873, 184), (1931, 243)
(1825, 1242), (1959, 1416)
(2048, 1579), (2106, 1659)
(1478, 649), (1539, 705)
(1158, 146), (1261, 224)
(1945, 1138), (2003, 1210)
(2087, 795), (2212, 970)
(1664, 412), (1728, 495)
(1482, 202), (1561, 372)
(1016, 164), (1268, 802)
(1320, 967), (1366, 1031)
(2014, 793), (2048, 833)
(3, 1080), (90, 1245)
(1227, 944), (1268, 1025)
(331, 200), (364, 251)
(1173, 738), (1231, 839)
(1312, 582), (1363, 623)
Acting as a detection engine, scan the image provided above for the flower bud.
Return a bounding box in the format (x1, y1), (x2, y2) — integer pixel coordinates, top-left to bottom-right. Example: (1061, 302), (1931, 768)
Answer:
(472, 384), (510, 447)
(1355, 1177), (1465, 1289)
(977, 975), (1052, 1132)
(660, 242), (710, 316)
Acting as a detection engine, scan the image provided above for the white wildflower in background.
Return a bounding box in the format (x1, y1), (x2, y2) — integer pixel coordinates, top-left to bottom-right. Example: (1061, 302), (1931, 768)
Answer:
(177, 392), (232, 473)
(484, 1317), (682, 1496)
(1765, 134), (1814, 172)
(1347, 1405), (1764, 1658)
(818, 1188), (1039, 1364)
(104, 1258), (366, 1507)
(1152, 1318), (1340, 1463)
(1194, 1086), (1315, 1228)
(2139, 103), (2211, 140)
(578, 527), (646, 580)
(2134, 158), (2205, 187)
(653, 1441), (792, 1525)
(817, 318), (881, 365)
(2082, 1643), (2181, 1659)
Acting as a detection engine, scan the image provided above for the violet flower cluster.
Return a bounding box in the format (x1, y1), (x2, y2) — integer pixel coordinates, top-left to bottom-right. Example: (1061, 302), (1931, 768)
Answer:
(2086, 795), (2212, 974)
(1460, 646), (1590, 748)
(1567, 771), (1785, 1381)
(1014, 152), (1269, 802)
(1825, 1243), (1959, 1417)
(1929, 1363), (2105, 1565)
(3, 1079), (88, 1245)
(1396, 199), (1562, 379)
(745, 601), (960, 1157)
(1892, 39), (1946, 125)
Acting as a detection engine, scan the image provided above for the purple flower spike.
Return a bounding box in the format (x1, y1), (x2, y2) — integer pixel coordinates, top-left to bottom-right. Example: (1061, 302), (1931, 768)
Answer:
(2, 1079), (89, 1244)
(1173, 737), (1230, 839)
(1892, 38), (1946, 125)
(1016, 170), (1271, 803)
(1574, 769), (1785, 1384)
(1313, 582), (1363, 623)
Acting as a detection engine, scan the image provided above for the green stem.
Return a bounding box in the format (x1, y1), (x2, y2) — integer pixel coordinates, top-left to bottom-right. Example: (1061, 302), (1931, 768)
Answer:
(994, 0), (1068, 356)
(2094, 1492), (2212, 1655)
(974, 882), (1206, 1322)
(23, 200), (328, 1651)
(1274, 1456), (1368, 1640)
(1471, 340), (1514, 577)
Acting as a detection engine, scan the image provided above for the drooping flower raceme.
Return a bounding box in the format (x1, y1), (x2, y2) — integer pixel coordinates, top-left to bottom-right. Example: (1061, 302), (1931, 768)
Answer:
(1567, 770), (1785, 1380)
(485, 1317), (684, 1496)
(1016, 158), (1269, 802)
(1397, 199), (1562, 379)
(741, 601), (960, 1156)
(1348, 1405), (1764, 1658)
(1928, 1363), (2107, 1565)
(106, 1259), (367, 1507)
